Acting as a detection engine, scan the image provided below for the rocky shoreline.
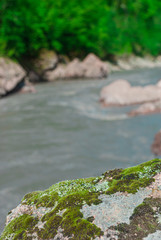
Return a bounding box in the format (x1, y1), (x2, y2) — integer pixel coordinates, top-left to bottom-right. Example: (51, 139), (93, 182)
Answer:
(1, 159), (161, 240)
(1, 51), (161, 98)
(0, 57), (36, 98)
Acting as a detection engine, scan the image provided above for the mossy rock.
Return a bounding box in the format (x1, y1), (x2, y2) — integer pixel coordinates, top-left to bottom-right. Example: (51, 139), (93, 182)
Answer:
(1, 159), (161, 240)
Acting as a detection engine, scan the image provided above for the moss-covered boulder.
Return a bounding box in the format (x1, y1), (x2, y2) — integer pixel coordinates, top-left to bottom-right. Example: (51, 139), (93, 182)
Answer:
(1, 159), (161, 240)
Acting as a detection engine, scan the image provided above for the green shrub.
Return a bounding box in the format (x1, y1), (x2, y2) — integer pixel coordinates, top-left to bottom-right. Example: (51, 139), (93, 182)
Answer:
(1, 0), (161, 59)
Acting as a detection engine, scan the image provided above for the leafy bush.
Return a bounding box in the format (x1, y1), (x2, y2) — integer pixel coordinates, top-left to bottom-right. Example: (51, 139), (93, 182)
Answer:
(1, 0), (161, 59)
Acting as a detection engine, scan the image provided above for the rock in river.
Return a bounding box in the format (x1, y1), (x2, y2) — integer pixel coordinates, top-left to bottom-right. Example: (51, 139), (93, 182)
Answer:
(46, 53), (108, 80)
(0, 57), (26, 97)
(100, 79), (161, 107)
(151, 131), (161, 156)
(26, 49), (60, 82)
(128, 100), (161, 117)
(1, 159), (161, 240)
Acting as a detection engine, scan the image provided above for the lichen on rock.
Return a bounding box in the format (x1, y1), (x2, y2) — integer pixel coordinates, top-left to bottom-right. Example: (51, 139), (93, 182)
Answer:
(1, 159), (161, 240)
(111, 197), (161, 239)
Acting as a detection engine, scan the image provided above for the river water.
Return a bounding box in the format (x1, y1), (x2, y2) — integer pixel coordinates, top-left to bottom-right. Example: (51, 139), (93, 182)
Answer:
(0, 68), (161, 232)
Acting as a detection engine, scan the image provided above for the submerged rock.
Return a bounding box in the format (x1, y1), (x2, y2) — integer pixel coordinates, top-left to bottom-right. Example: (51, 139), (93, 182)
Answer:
(0, 57), (26, 97)
(1, 159), (161, 240)
(151, 131), (161, 156)
(100, 79), (161, 107)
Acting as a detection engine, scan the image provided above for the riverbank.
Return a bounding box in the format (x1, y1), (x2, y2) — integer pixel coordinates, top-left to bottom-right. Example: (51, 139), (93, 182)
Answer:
(107, 54), (161, 72)
(19, 52), (161, 82)
(1, 52), (161, 98)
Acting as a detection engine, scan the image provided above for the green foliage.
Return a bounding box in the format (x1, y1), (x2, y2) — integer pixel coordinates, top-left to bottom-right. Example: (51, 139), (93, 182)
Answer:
(0, 0), (47, 58)
(0, 214), (38, 240)
(1, 0), (161, 59)
(104, 158), (161, 194)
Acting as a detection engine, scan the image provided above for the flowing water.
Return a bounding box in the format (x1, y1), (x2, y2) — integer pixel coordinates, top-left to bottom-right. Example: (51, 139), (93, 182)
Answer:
(0, 68), (161, 232)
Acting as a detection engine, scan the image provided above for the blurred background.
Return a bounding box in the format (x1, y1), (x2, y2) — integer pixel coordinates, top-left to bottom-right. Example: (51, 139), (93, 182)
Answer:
(1, 0), (161, 59)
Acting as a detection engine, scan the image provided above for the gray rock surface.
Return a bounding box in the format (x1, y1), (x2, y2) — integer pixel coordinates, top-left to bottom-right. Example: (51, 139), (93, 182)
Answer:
(100, 79), (161, 107)
(46, 53), (108, 80)
(81, 189), (151, 231)
(128, 100), (161, 116)
(1, 159), (161, 240)
(151, 130), (161, 156)
(143, 231), (161, 240)
(0, 57), (26, 97)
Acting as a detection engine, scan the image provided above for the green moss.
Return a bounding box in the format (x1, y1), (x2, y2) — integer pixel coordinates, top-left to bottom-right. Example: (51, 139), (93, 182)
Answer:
(112, 197), (161, 239)
(38, 191), (103, 239)
(20, 178), (104, 239)
(21, 159), (161, 209)
(44, 207), (103, 240)
(0, 214), (38, 240)
(22, 190), (59, 208)
(37, 215), (63, 239)
(61, 217), (103, 240)
(22, 191), (41, 201)
(48, 177), (98, 197)
(105, 158), (161, 194)
(131, 202), (155, 218)
(37, 204), (103, 239)
(87, 216), (95, 223)
(60, 207), (102, 239)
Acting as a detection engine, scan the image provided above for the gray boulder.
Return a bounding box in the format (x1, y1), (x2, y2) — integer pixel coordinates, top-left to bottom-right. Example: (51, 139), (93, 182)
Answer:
(46, 53), (108, 80)
(100, 79), (161, 107)
(151, 131), (161, 156)
(128, 100), (161, 117)
(0, 57), (26, 97)
(21, 49), (60, 82)
(1, 159), (161, 240)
